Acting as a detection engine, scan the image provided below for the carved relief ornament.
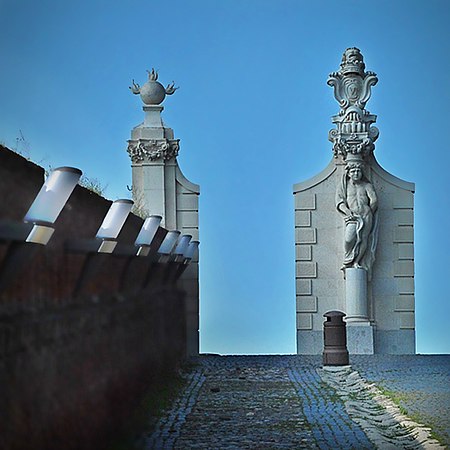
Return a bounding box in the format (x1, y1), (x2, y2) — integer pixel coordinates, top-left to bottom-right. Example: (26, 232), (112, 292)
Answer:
(127, 139), (180, 163)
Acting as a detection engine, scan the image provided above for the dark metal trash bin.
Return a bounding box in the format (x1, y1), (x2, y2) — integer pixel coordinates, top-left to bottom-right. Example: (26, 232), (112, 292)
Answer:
(323, 310), (349, 366)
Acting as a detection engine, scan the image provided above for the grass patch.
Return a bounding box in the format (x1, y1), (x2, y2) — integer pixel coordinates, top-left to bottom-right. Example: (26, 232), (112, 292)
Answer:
(376, 386), (448, 447)
(377, 387), (415, 417)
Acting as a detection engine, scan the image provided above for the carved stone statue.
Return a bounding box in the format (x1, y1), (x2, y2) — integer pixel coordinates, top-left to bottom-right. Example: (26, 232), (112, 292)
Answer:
(336, 158), (378, 274)
(326, 48), (380, 276)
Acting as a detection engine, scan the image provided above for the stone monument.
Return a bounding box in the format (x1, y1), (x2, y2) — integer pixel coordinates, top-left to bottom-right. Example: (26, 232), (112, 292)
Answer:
(294, 48), (415, 354)
(128, 69), (200, 356)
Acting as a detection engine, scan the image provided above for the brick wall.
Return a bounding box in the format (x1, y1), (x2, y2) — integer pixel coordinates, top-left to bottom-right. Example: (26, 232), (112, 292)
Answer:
(0, 146), (186, 449)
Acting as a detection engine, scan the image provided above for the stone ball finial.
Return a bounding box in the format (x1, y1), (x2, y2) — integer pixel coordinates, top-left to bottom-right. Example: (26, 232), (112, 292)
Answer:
(129, 68), (179, 105)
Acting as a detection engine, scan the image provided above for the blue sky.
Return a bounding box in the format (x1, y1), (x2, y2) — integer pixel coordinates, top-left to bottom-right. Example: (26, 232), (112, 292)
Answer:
(1, 0), (449, 354)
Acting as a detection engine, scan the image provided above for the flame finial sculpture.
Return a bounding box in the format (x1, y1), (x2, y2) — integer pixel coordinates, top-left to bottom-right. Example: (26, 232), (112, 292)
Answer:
(129, 68), (178, 105)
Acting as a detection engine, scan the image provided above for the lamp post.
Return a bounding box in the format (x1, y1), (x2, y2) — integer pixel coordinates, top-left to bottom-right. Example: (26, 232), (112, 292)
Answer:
(173, 235), (192, 262)
(143, 230), (180, 288)
(68, 199), (134, 295)
(184, 240), (199, 261)
(158, 231), (181, 258)
(173, 240), (199, 282)
(95, 199), (134, 253)
(134, 215), (163, 256)
(0, 167), (82, 292)
(116, 215), (166, 292)
(24, 167), (83, 244)
(164, 235), (192, 284)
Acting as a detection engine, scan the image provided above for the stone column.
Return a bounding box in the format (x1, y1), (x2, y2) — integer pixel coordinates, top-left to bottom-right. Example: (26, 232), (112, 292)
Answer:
(127, 69), (200, 356)
(344, 267), (374, 354)
(344, 268), (368, 322)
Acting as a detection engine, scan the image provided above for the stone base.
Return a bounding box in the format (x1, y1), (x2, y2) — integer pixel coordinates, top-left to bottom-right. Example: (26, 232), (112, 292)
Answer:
(297, 330), (323, 354)
(297, 328), (416, 355)
(346, 322), (374, 354)
(375, 329), (415, 354)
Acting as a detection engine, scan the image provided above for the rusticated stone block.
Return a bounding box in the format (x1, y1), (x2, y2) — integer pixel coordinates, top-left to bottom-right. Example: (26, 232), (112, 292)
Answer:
(295, 228), (317, 244)
(296, 262), (317, 278)
(296, 313), (313, 330)
(296, 279), (312, 296)
(296, 296), (318, 313)
(295, 193), (316, 210)
(296, 245), (312, 261)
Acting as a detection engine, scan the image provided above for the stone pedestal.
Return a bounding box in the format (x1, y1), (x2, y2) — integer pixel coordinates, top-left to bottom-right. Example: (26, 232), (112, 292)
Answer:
(143, 105), (164, 128)
(346, 322), (375, 354)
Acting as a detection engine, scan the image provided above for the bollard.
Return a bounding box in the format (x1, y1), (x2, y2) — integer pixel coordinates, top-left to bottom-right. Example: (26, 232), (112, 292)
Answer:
(323, 310), (349, 366)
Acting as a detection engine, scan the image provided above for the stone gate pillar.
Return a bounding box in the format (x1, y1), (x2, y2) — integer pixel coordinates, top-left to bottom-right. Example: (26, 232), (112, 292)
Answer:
(294, 48), (415, 355)
(127, 69), (200, 356)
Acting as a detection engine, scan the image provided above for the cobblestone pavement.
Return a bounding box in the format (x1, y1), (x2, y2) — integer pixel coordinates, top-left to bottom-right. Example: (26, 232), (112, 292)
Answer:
(351, 355), (450, 447)
(140, 355), (450, 449)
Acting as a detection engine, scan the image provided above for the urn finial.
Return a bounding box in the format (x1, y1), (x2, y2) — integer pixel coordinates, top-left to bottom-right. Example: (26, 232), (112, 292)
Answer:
(327, 48), (379, 161)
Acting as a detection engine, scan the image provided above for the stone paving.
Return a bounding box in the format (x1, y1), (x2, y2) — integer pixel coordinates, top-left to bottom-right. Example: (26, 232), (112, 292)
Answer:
(140, 355), (450, 449)
(351, 355), (450, 447)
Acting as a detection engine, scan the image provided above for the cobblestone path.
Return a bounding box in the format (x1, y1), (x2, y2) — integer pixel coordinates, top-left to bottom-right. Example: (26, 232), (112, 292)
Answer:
(140, 355), (449, 449)
(142, 356), (373, 449)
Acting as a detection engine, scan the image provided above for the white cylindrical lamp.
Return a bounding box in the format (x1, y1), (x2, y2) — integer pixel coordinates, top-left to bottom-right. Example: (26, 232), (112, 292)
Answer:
(158, 230), (181, 261)
(135, 215), (162, 256)
(96, 199), (133, 253)
(184, 240), (199, 261)
(24, 166), (82, 244)
(173, 234), (192, 261)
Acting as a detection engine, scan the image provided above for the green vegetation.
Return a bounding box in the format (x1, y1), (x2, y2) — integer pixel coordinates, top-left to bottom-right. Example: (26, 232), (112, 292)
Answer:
(377, 386), (448, 446)
(4, 132), (110, 198)
(129, 189), (150, 219)
(377, 386), (416, 417)
(131, 201), (150, 219)
(79, 175), (108, 196)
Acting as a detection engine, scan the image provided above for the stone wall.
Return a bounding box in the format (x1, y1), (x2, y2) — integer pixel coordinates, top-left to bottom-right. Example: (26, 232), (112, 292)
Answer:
(294, 48), (416, 355)
(0, 146), (187, 449)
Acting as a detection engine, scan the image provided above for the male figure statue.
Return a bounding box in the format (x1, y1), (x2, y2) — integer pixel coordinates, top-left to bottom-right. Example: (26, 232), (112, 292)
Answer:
(336, 159), (378, 274)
